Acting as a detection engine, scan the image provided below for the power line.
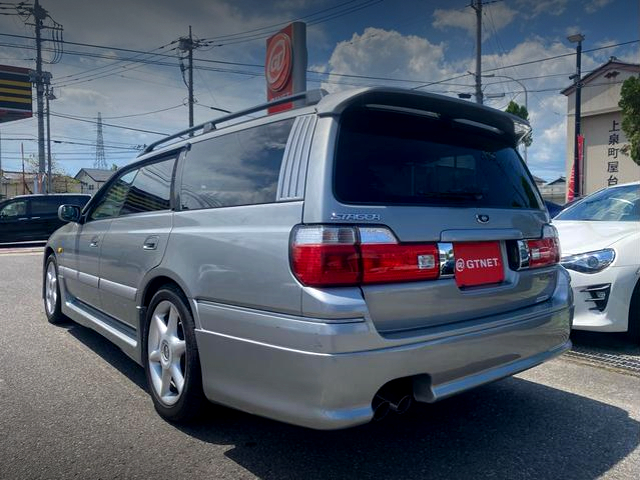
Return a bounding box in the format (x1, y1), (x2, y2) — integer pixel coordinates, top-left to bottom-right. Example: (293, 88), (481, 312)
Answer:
(1, 33), (636, 89)
(199, 1), (385, 47)
(52, 104), (185, 120)
(50, 112), (169, 136)
(198, 0), (371, 43)
(54, 42), (176, 81)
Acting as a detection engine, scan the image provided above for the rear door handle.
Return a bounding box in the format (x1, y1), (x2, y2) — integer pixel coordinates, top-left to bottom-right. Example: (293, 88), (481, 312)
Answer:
(89, 236), (100, 247)
(143, 235), (159, 250)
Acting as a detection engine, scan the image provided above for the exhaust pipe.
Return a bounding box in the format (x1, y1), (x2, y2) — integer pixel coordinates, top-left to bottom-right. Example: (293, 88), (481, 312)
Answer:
(376, 392), (412, 415)
(372, 395), (391, 421)
(372, 380), (413, 420)
(388, 394), (412, 415)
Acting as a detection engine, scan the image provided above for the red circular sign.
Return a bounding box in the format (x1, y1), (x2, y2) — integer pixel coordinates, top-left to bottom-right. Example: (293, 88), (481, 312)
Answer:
(266, 33), (292, 92)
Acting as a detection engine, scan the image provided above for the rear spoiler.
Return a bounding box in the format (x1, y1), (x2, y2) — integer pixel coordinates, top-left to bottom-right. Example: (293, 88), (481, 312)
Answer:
(315, 87), (531, 147)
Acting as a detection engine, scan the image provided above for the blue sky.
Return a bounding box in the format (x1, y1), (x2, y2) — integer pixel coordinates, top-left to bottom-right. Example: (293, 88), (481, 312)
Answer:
(0, 0), (638, 182)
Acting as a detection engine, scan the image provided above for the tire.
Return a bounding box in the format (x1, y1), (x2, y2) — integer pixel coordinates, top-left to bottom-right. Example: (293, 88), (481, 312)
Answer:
(627, 281), (640, 344)
(143, 285), (206, 422)
(44, 255), (67, 325)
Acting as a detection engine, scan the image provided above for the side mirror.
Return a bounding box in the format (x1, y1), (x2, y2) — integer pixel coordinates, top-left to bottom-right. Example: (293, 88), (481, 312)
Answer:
(58, 204), (82, 223)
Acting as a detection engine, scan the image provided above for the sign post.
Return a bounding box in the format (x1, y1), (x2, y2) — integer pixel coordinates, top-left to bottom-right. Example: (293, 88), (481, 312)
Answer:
(0, 65), (32, 124)
(266, 22), (307, 114)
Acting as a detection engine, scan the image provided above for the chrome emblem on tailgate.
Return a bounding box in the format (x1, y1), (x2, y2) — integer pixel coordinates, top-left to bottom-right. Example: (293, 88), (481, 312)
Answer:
(476, 214), (490, 224)
(331, 213), (381, 221)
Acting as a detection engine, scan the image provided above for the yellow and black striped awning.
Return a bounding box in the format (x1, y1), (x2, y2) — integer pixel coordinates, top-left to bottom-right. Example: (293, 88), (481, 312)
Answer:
(0, 65), (32, 123)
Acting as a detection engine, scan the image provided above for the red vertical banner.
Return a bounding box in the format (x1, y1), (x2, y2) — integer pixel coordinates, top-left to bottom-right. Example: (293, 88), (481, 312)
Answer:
(266, 22), (307, 114)
(567, 134), (585, 202)
(567, 164), (575, 202)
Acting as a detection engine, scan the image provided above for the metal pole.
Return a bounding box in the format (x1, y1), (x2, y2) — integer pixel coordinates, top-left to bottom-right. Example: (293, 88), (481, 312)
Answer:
(188, 26), (194, 129)
(21, 143), (26, 194)
(473, 0), (483, 105)
(46, 86), (52, 193)
(522, 85), (528, 163)
(0, 130), (3, 199)
(573, 40), (583, 198)
(34, 0), (46, 194)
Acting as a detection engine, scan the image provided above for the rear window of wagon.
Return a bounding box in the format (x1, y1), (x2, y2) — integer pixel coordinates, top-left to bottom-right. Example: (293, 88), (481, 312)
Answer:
(334, 107), (541, 209)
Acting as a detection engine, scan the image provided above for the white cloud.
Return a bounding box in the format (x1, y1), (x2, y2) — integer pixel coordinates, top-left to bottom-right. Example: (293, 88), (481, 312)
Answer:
(322, 28), (449, 93)
(586, 0), (614, 14)
(432, 3), (517, 40)
(617, 45), (640, 64)
(432, 8), (475, 37)
(516, 0), (569, 18)
(565, 25), (583, 37)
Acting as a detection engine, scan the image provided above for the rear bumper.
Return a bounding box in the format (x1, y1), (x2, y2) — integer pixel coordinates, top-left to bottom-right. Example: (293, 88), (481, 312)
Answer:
(194, 271), (573, 430)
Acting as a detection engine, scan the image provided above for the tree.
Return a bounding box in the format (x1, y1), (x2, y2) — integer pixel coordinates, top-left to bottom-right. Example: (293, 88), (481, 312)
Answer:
(24, 153), (65, 175)
(618, 76), (640, 166)
(505, 101), (533, 147)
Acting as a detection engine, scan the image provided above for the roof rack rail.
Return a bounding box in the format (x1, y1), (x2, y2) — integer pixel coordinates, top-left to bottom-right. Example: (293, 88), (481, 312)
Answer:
(140, 89), (327, 156)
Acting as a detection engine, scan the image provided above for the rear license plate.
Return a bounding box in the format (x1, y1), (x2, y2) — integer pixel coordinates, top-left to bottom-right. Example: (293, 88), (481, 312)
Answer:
(453, 241), (504, 287)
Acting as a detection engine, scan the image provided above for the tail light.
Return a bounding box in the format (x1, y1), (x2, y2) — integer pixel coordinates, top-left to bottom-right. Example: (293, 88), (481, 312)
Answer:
(519, 225), (561, 269)
(290, 225), (439, 287)
(290, 226), (360, 287)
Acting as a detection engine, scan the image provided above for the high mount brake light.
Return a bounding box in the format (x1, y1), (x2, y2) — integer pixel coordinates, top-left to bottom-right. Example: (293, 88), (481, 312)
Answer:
(290, 225), (439, 287)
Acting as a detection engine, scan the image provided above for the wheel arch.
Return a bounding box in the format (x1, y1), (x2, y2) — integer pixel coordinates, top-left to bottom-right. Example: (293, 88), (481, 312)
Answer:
(139, 272), (194, 320)
(627, 277), (640, 341)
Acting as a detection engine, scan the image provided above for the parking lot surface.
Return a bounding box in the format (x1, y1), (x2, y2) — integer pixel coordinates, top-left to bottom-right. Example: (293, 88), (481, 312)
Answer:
(1, 249), (639, 479)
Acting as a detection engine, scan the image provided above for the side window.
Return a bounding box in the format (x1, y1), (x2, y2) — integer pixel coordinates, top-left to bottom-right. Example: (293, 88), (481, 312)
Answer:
(90, 170), (137, 220)
(0, 200), (27, 218)
(180, 119), (294, 210)
(69, 196), (90, 207)
(31, 198), (58, 216)
(120, 157), (175, 216)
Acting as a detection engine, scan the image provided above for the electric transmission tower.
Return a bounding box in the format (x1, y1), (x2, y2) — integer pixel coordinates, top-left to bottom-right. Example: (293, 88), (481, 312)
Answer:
(94, 112), (107, 170)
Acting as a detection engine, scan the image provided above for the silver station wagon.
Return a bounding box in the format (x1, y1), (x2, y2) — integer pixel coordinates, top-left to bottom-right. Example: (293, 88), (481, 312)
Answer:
(43, 88), (573, 429)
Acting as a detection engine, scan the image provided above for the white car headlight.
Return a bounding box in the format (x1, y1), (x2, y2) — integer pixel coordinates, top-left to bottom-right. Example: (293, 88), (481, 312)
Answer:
(561, 248), (615, 274)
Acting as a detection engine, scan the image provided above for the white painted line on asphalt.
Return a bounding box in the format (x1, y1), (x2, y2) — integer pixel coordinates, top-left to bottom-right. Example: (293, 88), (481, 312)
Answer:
(0, 250), (43, 256)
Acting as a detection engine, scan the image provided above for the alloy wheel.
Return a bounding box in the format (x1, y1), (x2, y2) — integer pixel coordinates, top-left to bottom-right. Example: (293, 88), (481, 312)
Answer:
(45, 261), (58, 316)
(147, 300), (187, 406)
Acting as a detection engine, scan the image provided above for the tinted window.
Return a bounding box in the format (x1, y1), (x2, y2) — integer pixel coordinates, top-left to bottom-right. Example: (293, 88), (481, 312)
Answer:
(0, 200), (27, 218)
(67, 196), (90, 207)
(31, 198), (58, 215)
(120, 158), (174, 215)
(334, 108), (540, 209)
(555, 184), (640, 221)
(90, 170), (137, 220)
(180, 119), (294, 210)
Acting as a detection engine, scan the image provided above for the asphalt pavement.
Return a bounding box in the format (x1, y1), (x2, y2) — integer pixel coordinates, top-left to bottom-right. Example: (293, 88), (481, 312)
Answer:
(1, 250), (639, 480)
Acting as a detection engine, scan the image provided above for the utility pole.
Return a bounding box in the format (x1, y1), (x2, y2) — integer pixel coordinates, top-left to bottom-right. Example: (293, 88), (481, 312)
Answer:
(0, 130), (3, 200)
(178, 26), (198, 129)
(471, 0), (483, 105)
(16, 0), (63, 194)
(34, 0), (46, 193)
(44, 73), (55, 193)
(568, 33), (585, 199)
(21, 143), (26, 194)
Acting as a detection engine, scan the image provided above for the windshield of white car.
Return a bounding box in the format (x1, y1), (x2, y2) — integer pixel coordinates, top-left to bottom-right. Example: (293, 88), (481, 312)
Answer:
(555, 184), (640, 221)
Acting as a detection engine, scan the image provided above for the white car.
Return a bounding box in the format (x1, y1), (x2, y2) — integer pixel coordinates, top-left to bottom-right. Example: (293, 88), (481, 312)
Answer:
(553, 181), (640, 341)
